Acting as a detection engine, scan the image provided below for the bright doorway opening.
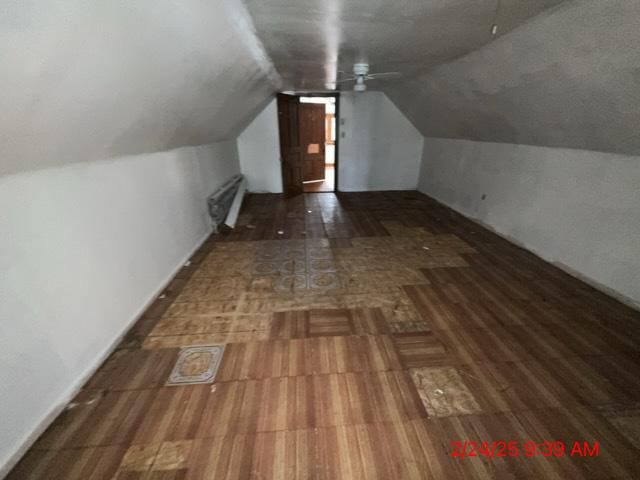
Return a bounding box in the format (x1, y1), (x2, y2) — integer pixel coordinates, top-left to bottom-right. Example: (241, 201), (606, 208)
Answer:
(299, 96), (336, 192)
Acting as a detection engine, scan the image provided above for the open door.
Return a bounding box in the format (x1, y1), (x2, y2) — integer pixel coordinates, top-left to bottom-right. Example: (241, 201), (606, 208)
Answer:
(299, 103), (326, 182)
(277, 93), (303, 196)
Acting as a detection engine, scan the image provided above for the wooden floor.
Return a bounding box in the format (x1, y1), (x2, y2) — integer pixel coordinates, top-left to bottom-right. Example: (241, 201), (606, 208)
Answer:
(9, 191), (640, 479)
(304, 165), (334, 192)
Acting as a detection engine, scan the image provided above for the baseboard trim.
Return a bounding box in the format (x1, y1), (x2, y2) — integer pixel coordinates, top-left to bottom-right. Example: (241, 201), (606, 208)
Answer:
(419, 190), (640, 312)
(0, 230), (212, 479)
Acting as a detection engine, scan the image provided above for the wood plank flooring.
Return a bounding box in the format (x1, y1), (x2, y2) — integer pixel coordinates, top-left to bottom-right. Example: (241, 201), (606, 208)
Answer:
(8, 191), (640, 479)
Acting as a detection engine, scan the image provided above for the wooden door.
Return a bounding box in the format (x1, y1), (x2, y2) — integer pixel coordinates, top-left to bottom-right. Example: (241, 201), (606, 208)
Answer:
(299, 103), (326, 182)
(277, 94), (303, 196)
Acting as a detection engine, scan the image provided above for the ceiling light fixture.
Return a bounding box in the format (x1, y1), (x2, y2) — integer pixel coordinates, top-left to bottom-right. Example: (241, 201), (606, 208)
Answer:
(335, 63), (401, 92)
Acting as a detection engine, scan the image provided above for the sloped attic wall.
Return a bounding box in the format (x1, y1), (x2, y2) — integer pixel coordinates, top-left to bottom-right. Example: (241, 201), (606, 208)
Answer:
(384, 0), (640, 307)
(1, 0), (279, 176)
(0, 1), (278, 474)
(385, 0), (640, 156)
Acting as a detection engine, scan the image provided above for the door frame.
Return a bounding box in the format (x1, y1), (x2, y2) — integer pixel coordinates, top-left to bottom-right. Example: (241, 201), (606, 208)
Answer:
(279, 92), (340, 193)
(277, 93), (304, 197)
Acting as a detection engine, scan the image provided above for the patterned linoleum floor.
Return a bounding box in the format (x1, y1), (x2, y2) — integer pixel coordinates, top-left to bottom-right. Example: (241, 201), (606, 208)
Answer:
(8, 191), (640, 479)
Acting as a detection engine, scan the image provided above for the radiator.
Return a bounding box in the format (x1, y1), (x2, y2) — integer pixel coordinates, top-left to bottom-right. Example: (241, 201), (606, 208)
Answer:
(207, 174), (246, 233)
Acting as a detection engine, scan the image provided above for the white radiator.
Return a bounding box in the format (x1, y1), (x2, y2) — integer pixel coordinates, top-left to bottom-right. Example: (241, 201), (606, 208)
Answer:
(207, 174), (246, 232)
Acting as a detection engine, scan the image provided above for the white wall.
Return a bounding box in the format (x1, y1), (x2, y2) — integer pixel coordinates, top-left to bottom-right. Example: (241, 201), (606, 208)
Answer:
(418, 138), (640, 307)
(238, 98), (283, 193)
(0, 0), (278, 177)
(0, 141), (240, 475)
(0, 0), (276, 474)
(339, 92), (423, 191)
(237, 92), (423, 193)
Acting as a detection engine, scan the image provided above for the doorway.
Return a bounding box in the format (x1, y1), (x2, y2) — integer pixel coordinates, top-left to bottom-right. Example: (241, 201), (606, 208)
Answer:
(277, 93), (339, 195)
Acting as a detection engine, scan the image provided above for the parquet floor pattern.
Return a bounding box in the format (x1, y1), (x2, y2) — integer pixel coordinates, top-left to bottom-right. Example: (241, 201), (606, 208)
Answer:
(9, 192), (640, 479)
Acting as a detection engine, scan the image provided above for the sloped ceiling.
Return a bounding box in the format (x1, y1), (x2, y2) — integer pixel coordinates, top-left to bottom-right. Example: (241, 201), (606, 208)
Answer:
(0, 0), (280, 176)
(385, 0), (640, 156)
(245, 0), (640, 156)
(4, 0), (638, 176)
(243, 0), (565, 90)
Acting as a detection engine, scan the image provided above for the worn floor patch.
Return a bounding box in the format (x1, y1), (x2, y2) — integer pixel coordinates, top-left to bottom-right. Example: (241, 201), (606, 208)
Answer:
(166, 345), (224, 386)
(409, 366), (482, 417)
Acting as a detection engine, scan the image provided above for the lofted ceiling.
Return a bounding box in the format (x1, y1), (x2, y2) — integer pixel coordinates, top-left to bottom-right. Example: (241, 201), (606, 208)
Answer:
(243, 0), (566, 91)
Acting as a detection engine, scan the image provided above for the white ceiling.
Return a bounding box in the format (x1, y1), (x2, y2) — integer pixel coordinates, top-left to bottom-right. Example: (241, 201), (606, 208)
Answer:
(244, 0), (566, 90)
(245, 0), (640, 155)
(4, 0), (637, 173)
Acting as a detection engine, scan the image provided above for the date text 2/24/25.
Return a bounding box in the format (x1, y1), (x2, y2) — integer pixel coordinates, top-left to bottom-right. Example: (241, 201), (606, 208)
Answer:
(451, 440), (600, 459)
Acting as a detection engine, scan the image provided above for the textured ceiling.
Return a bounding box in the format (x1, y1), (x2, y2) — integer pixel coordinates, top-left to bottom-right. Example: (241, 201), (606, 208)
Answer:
(244, 0), (565, 90)
(385, 0), (640, 155)
(1, 0), (280, 176)
(245, 0), (640, 156)
(4, 0), (638, 174)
